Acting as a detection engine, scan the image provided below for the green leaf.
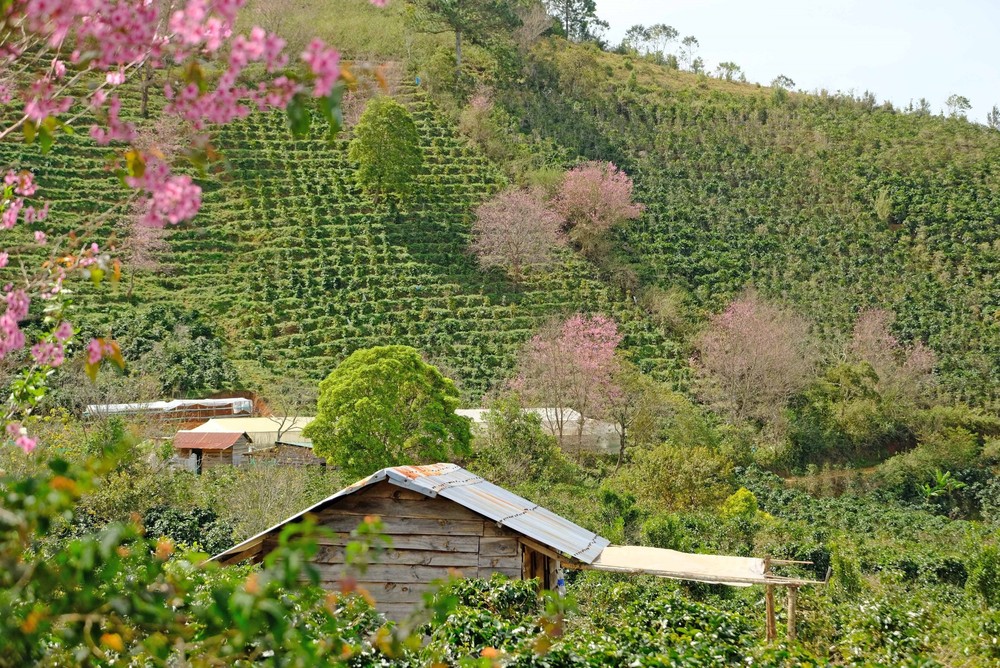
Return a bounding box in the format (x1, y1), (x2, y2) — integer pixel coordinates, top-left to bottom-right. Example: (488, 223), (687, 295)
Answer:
(38, 125), (54, 154)
(286, 95), (311, 138)
(23, 121), (36, 144)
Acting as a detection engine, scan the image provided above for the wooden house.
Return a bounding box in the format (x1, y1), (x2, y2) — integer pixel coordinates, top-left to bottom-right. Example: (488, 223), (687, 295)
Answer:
(190, 417), (313, 449)
(211, 463), (610, 619)
(211, 464), (823, 630)
(173, 431), (251, 473)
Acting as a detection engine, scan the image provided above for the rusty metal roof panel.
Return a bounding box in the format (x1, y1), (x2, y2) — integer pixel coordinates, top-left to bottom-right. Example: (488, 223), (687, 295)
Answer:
(382, 464), (609, 563)
(211, 463), (609, 564)
(173, 431), (250, 451)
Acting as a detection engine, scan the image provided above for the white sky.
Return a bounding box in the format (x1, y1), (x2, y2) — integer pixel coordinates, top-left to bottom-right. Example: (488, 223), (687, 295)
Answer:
(595, 0), (1000, 123)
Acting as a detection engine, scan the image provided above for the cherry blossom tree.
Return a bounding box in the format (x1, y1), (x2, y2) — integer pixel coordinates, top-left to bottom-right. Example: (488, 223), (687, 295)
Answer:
(554, 161), (643, 255)
(513, 313), (621, 455)
(470, 188), (565, 281)
(850, 308), (937, 405)
(694, 292), (817, 426)
(0, 0), (379, 452)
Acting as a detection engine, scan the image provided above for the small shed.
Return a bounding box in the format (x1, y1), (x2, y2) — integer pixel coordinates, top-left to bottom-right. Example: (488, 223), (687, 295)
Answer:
(211, 464), (824, 631)
(212, 463), (609, 619)
(173, 431), (251, 473)
(191, 417), (314, 449)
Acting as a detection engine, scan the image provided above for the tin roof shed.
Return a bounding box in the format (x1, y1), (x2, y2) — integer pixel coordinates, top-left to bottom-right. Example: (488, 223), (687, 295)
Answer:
(213, 463), (609, 565)
(174, 431), (251, 451)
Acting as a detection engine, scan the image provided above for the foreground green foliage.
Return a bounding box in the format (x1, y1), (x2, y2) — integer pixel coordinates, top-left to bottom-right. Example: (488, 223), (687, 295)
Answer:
(0, 454), (389, 666)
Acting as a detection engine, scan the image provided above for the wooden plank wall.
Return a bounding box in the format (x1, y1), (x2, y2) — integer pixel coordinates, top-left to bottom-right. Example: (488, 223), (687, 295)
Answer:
(200, 449), (232, 470)
(231, 439), (250, 466)
(305, 481), (524, 620)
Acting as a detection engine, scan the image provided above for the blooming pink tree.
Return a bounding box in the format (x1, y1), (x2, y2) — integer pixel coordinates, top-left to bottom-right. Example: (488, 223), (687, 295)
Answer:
(513, 313), (622, 455)
(470, 188), (565, 281)
(850, 308), (937, 404)
(0, 0), (382, 452)
(694, 292), (817, 425)
(554, 161), (643, 255)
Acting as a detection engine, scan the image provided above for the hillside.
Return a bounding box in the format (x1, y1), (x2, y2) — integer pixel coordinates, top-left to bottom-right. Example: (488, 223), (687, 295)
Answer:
(5, 1), (1000, 664)
(0, 82), (680, 399)
(504, 41), (1000, 409)
(3, 3), (995, 411)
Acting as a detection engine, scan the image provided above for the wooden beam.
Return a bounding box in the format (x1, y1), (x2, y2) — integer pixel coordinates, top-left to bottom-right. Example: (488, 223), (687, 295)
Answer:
(786, 586), (798, 641)
(765, 584), (777, 642)
(314, 546), (480, 568)
(317, 533), (480, 552)
(319, 516), (490, 536)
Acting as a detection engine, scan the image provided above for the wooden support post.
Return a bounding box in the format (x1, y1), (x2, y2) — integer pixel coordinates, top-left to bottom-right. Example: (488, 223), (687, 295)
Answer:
(765, 585), (776, 642)
(786, 586), (798, 641)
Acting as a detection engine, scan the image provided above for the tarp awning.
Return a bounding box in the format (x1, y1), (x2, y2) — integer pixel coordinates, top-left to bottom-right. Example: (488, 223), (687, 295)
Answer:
(588, 545), (768, 587)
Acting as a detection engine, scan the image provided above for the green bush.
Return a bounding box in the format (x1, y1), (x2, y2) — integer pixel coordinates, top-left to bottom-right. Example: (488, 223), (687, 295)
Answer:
(641, 513), (691, 551)
(470, 392), (571, 487)
(612, 442), (734, 511)
(967, 545), (1000, 608)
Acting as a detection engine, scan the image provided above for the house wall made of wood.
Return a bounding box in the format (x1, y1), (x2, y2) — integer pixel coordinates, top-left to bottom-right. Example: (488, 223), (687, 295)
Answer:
(252, 480), (557, 620)
(175, 437), (250, 472)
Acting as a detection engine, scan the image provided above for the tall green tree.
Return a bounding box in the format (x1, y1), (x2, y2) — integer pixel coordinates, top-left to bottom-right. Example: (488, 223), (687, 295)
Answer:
(543, 0), (606, 41)
(305, 346), (471, 477)
(347, 97), (423, 203)
(410, 0), (521, 77)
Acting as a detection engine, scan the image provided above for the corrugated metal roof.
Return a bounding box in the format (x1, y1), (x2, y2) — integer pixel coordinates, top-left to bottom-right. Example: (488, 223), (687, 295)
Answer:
(211, 463), (609, 564)
(275, 438), (314, 449)
(191, 417), (314, 433)
(174, 431), (249, 451)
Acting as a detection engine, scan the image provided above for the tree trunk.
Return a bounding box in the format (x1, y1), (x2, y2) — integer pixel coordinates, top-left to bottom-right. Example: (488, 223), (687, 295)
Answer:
(140, 62), (151, 119)
(455, 29), (462, 82)
(615, 427), (626, 471)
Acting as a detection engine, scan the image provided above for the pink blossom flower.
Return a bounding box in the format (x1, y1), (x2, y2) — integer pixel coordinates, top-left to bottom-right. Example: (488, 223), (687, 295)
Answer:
(31, 340), (64, 367)
(7, 290), (31, 321)
(105, 68), (126, 85)
(87, 338), (105, 364)
(23, 202), (50, 224)
(301, 38), (340, 98)
(1, 199), (22, 229)
(16, 434), (37, 454)
(55, 321), (73, 341)
(370, 0), (388, 6)
(34, 230), (47, 244)
(0, 253), (8, 269)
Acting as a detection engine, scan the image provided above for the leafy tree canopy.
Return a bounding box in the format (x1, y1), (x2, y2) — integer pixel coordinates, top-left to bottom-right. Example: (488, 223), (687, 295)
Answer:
(305, 346), (471, 477)
(347, 97), (423, 202)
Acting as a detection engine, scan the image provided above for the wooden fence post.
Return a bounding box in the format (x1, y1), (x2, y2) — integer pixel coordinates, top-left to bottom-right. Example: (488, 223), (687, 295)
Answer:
(786, 586), (798, 641)
(765, 584), (776, 642)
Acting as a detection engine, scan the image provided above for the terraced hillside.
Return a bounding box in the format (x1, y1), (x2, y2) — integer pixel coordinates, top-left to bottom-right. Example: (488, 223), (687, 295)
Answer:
(506, 43), (1000, 408)
(2, 86), (681, 398)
